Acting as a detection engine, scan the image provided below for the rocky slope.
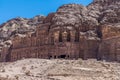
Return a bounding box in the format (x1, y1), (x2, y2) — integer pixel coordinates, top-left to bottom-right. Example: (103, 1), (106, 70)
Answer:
(0, 0), (120, 52)
(0, 59), (120, 80)
(0, 15), (45, 39)
(88, 0), (120, 24)
(0, 15), (45, 51)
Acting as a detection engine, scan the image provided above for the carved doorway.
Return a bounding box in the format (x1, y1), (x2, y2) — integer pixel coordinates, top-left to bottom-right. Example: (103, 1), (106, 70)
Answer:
(58, 55), (66, 59)
(5, 53), (11, 62)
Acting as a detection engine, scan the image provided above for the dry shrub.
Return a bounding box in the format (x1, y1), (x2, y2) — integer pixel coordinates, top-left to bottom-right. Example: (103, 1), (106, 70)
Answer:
(14, 75), (19, 80)
(47, 73), (71, 77)
(22, 66), (26, 71)
(1, 69), (5, 72)
(30, 66), (34, 69)
(25, 71), (31, 76)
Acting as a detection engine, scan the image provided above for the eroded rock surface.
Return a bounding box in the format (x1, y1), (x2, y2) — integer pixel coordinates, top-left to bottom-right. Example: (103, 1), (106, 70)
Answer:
(0, 0), (120, 62)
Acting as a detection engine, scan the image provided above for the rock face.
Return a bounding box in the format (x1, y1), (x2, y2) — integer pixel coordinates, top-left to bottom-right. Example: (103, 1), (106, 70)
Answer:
(0, 0), (120, 62)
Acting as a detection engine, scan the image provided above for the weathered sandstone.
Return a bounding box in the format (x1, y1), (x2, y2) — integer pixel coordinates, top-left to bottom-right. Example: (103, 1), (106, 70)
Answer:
(0, 0), (120, 62)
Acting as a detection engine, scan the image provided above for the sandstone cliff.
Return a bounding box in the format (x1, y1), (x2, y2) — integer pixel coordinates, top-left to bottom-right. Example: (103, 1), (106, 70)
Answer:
(0, 0), (119, 61)
(0, 15), (45, 51)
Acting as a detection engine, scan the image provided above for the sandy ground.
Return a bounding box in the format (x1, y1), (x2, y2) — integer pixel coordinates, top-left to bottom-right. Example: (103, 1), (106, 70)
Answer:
(0, 58), (120, 80)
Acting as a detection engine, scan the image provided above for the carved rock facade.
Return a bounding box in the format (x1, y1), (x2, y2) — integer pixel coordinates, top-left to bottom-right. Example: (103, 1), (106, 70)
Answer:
(0, 23), (120, 62)
(0, 23), (98, 61)
(0, 0), (120, 62)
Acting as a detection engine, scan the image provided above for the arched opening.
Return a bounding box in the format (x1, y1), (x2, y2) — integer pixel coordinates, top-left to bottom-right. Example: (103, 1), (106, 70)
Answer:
(75, 31), (79, 42)
(67, 31), (71, 42)
(59, 32), (62, 42)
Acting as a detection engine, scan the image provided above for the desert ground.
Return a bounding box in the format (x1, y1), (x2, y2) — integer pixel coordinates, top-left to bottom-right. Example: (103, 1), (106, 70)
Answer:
(0, 59), (120, 80)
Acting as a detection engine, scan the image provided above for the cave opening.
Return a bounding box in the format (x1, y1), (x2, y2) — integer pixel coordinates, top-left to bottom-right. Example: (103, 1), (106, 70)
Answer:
(58, 55), (66, 58)
(49, 55), (52, 59)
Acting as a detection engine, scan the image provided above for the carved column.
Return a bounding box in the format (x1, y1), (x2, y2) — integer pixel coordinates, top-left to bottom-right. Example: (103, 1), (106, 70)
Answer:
(70, 31), (75, 42)
(50, 33), (54, 45)
(54, 31), (59, 43)
(62, 31), (67, 42)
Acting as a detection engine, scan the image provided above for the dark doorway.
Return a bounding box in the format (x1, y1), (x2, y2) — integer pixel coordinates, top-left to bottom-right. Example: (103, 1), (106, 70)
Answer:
(67, 31), (71, 42)
(75, 31), (79, 42)
(59, 32), (63, 42)
(49, 56), (52, 59)
(5, 53), (11, 62)
(58, 55), (66, 58)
